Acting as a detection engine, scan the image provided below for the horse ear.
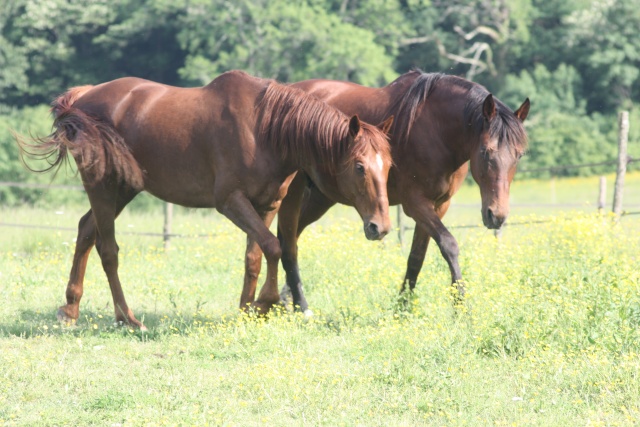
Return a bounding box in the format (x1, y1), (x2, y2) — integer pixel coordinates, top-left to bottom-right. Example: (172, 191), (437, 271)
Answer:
(377, 115), (394, 135)
(482, 94), (496, 122)
(348, 115), (362, 138)
(514, 98), (530, 122)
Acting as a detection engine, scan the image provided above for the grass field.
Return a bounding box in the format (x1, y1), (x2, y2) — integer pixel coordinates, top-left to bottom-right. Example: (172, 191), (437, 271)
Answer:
(1, 174), (640, 426)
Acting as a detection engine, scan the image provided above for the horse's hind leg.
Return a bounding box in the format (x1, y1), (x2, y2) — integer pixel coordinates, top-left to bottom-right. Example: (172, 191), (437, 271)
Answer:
(57, 209), (97, 324)
(400, 223), (430, 293)
(64, 183), (143, 328)
(59, 189), (139, 325)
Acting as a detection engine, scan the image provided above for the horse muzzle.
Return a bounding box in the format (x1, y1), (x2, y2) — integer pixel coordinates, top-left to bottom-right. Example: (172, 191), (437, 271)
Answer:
(364, 221), (388, 241)
(483, 207), (507, 229)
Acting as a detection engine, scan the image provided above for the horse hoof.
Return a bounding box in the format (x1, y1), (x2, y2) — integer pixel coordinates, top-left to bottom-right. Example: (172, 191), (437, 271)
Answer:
(56, 307), (77, 326)
(115, 317), (147, 331)
(248, 302), (272, 316)
(303, 309), (314, 320)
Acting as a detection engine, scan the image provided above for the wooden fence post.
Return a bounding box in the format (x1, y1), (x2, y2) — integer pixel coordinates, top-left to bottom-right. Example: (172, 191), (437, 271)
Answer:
(612, 111), (629, 217)
(164, 202), (173, 250)
(397, 205), (404, 246)
(598, 176), (606, 213)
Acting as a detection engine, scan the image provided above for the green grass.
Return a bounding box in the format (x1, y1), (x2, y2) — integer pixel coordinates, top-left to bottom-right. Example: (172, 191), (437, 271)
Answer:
(1, 175), (640, 426)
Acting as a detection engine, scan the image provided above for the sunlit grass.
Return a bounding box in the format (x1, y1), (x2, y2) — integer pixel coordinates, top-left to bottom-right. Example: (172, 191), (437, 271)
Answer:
(1, 175), (640, 425)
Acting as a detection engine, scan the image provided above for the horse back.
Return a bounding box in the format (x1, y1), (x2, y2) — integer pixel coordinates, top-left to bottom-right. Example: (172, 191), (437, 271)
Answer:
(292, 79), (389, 123)
(70, 73), (286, 208)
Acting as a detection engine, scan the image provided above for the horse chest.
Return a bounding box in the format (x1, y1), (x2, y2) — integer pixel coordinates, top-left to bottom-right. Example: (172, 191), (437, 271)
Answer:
(249, 173), (297, 212)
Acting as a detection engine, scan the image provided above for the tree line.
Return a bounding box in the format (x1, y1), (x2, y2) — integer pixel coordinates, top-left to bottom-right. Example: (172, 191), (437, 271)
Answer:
(1, 0), (638, 204)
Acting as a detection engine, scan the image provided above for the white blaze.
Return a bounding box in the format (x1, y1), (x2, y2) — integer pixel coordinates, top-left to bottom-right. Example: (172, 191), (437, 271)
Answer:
(376, 154), (383, 171)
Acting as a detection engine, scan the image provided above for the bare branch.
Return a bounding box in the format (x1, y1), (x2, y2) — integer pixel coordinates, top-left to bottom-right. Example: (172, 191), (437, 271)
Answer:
(434, 39), (497, 80)
(453, 25), (503, 42)
(398, 35), (435, 46)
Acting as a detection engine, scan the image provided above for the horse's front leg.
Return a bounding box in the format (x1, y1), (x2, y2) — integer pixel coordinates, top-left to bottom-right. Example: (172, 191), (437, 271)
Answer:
(402, 196), (464, 303)
(278, 176), (336, 314)
(240, 209), (277, 311)
(400, 200), (452, 293)
(222, 191), (282, 314)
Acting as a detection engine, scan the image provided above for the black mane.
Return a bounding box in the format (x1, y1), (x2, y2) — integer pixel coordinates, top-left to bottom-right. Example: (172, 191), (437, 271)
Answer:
(388, 70), (528, 152)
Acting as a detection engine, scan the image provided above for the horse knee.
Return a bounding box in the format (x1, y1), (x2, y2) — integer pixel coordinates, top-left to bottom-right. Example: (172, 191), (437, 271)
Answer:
(261, 236), (282, 263)
(438, 234), (459, 258)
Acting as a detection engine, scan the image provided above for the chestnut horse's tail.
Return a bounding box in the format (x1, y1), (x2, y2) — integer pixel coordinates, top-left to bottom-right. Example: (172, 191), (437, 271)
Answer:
(18, 86), (145, 190)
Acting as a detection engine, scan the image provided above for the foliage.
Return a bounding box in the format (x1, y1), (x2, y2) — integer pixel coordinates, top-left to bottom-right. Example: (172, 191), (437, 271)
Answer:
(0, 105), (78, 205)
(177, 0), (395, 85)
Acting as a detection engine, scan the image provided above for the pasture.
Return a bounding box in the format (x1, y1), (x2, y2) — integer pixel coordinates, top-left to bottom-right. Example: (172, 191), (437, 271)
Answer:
(1, 174), (640, 426)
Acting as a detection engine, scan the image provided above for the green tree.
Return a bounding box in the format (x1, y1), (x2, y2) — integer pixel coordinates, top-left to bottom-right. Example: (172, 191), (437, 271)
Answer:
(395, 0), (535, 88)
(565, 0), (640, 112)
(177, 0), (396, 86)
(0, 0), (186, 107)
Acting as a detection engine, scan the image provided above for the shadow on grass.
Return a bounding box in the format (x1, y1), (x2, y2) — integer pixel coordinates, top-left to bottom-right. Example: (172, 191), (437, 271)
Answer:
(0, 308), (190, 340)
(0, 306), (297, 340)
(0, 297), (444, 341)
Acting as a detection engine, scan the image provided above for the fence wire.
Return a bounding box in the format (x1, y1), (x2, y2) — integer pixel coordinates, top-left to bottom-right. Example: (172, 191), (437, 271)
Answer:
(1, 154), (638, 238)
(518, 156), (636, 174)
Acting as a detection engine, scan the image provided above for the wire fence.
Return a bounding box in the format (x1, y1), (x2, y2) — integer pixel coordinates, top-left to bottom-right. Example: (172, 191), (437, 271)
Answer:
(2, 165), (637, 239)
(2, 111), (636, 241)
(516, 156), (636, 175)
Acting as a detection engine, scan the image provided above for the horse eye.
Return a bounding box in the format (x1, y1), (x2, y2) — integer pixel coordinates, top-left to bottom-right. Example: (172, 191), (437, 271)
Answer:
(355, 163), (365, 175)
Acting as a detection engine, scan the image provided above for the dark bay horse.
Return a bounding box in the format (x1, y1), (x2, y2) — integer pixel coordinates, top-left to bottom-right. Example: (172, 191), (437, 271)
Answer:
(276, 70), (530, 313)
(20, 70), (393, 329)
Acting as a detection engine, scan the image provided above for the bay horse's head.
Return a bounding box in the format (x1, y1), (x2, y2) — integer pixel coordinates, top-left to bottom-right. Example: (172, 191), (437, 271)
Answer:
(468, 95), (530, 229)
(337, 115), (394, 240)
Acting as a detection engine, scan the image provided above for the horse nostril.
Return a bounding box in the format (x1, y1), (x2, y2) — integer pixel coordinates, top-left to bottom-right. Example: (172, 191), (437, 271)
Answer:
(368, 222), (379, 236)
(487, 208), (495, 223)
(486, 208), (506, 228)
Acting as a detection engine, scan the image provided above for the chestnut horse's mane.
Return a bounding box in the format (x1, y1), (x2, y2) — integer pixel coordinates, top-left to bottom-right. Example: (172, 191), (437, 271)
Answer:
(257, 81), (390, 172)
(388, 70), (528, 153)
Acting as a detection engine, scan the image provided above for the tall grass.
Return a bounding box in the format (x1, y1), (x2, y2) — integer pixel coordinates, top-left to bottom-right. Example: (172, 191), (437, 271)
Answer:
(1, 175), (639, 425)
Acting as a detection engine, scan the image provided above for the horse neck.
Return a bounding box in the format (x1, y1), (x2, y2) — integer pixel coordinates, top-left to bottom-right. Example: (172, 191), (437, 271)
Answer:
(282, 125), (349, 202)
(413, 90), (476, 169)
(278, 115), (348, 177)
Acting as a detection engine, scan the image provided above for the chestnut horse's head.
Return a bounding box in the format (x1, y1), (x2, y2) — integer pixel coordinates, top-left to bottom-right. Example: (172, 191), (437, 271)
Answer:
(468, 95), (530, 229)
(258, 82), (393, 241)
(336, 115), (394, 240)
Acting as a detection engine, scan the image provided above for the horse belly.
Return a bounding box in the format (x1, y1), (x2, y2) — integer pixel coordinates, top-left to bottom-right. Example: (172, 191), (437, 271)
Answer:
(133, 142), (219, 208)
(143, 171), (218, 208)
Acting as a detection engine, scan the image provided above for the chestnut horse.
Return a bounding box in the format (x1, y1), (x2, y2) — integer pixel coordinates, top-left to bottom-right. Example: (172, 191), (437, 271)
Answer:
(20, 70), (393, 329)
(276, 70), (530, 313)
